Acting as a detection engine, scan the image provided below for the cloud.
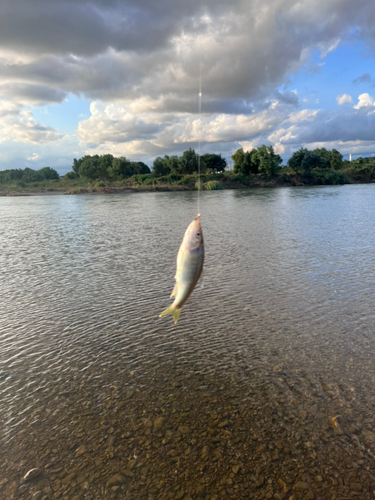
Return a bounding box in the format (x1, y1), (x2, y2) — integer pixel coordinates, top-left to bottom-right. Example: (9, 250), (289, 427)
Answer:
(75, 94), (375, 165)
(353, 93), (375, 109)
(76, 97), (297, 160)
(0, 101), (64, 144)
(0, 135), (83, 174)
(2, 0), (375, 167)
(352, 73), (372, 84)
(319, 38), (341, 58)
(27, 153), (40, 161)
(0, 82), (67, 105)
(269, 105), (375, 155)
(336, 94), (353, 105)
(0, 0), (375, 109)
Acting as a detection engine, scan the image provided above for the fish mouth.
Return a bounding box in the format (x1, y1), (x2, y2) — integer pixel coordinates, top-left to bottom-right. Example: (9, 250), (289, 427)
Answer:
(195, 213), (201, 220)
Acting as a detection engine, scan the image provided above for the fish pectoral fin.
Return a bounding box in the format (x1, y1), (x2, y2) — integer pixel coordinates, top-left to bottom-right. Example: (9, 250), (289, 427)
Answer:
(170, 283), (178, 298)
(198, 270), (204, 288)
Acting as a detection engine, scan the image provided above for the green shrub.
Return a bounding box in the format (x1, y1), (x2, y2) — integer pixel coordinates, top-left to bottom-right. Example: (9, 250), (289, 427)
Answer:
(157, 174), (182, 184)
(346, 163), (375, 182)
(94, 181), (106, 188)
(64, 172), (79, 180)
(310, 169), (350, 185)
(177, 175), (196, 186)
(204, 180), (224, 190)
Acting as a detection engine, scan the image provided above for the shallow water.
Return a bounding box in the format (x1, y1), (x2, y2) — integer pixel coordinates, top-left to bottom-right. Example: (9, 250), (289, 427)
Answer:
(1, 185), (375, 500)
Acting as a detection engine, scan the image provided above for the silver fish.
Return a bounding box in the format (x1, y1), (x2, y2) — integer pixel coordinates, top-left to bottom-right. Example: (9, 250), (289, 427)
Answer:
(160, 214), (204, 323)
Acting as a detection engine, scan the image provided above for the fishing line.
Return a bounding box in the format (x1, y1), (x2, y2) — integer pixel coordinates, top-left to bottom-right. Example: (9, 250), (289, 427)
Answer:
(197, 61), (202, 216)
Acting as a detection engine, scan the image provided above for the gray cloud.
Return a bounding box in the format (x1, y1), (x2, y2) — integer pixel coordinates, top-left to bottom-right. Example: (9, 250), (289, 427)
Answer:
(1, 0), (375, 108)
(275, 106), (375, 146)
(352, 73), (372, 84)
(0, 83), (67, 105)
(0, 101), (64, 144)
(1, 0), (375, 168)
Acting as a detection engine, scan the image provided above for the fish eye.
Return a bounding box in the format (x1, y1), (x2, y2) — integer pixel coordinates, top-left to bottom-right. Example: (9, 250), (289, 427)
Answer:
(197, 232), (201, 236)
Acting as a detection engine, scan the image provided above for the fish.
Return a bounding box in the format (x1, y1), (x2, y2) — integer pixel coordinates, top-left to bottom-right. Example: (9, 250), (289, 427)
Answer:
(159, 214), (204, 324)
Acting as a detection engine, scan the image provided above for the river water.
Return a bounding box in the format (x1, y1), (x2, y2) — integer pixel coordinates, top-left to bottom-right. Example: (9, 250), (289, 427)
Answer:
(1, 185), (375, 500)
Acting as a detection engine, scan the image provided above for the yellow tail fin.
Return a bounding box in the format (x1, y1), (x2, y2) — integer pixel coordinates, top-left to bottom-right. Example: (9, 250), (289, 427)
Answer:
(159, 306), (182, 324)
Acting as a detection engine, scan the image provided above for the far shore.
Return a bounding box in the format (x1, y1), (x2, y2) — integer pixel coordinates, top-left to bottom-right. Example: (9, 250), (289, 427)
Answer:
(1, 177), (375, 197)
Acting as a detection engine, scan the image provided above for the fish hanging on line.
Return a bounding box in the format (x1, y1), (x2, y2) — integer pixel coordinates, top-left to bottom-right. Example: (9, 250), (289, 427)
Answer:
(159, 214), (204, 324)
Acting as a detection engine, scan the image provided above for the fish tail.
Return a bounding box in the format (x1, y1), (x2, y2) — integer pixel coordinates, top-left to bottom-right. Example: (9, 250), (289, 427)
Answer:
(173, 308), (181, 324)
(159, 305), (182, 324)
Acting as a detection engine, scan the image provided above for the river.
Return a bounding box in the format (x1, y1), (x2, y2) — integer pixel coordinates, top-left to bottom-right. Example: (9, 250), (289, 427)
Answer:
(1, 185), (375, 499)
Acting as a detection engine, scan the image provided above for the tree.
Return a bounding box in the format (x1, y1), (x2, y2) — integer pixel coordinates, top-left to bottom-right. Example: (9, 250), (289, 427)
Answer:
(254, 145), (282, 179)
(288, 147), (309, 174)
(108, 157), (132, 179)
(312, 147), (330, 163)
(312, 148), (343, 170)
(231, 148), (258, 175)
(135, 162), (151, 174)
(78, 156), (100, 179)
(329, 149), (343, 170)
(165, 155), (180, 174)
(201, 153), (227, 173)
(301, 151), (329, 175)
(22, 167), (44, 182)
(72, 158), (81, 174)
(180, 148), (199, 175)
(38, 167), (59, 180)
(153, 157), (171, 176)
(289, 148), (330, 175)
(97, 154), (114, 178)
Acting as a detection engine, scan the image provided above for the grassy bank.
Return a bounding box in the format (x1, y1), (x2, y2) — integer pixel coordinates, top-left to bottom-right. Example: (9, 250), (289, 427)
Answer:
(1, 166), (374, 196)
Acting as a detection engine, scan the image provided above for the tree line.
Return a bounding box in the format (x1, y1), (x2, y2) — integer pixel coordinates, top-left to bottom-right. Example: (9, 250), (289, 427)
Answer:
(152, 149), (227, 176)
(1, 146), (374, 187)
(68, 154), (151, 180)
(0, 167), (59, 185)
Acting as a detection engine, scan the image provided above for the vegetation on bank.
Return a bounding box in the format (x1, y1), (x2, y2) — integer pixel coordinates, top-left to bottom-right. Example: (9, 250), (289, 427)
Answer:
(1, 147), (375, 194)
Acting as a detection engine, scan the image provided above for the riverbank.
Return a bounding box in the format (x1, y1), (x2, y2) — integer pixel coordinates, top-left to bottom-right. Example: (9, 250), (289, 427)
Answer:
(0, 168), (374, 196)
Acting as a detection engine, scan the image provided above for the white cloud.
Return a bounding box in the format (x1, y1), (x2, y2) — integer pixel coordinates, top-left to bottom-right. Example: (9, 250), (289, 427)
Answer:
(354, 93), (375, 109)
(2, 0), (375, 167)
(0, 134), (83, 174)
(336, 94), (353, 105)
(0, 100), (64, 145)
(76, 99), (290, 159)
(27, 153), (40, 161)
(287, 109), (318, 123)
(319, 38), (341, 58)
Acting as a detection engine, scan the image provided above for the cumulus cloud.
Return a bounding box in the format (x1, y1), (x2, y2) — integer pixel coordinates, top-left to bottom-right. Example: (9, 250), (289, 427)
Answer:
(76, 97), (298, 160)
(266, 104), (375, 161)
(76, 95), (375, 164)
(0, 0), (375, 108)
(0, 101), (63, 144)
(354, 93), (375, 109)
(2, 0), (375, 168)
(336, 94), (353, 105)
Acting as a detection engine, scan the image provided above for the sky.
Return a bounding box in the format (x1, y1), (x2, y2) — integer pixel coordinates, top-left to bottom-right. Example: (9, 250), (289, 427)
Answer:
(1, 0), (375, 174)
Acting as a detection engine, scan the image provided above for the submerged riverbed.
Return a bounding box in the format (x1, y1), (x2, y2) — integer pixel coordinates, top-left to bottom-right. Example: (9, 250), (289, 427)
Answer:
(1, 185), (375, 500)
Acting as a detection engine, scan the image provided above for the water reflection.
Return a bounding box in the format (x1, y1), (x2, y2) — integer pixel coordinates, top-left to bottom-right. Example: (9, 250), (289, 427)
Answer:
(1, 185), (375, 499)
